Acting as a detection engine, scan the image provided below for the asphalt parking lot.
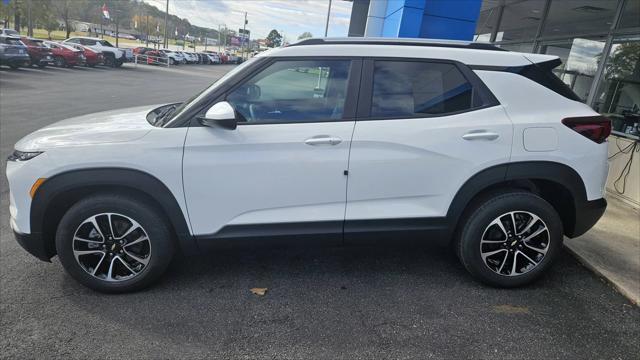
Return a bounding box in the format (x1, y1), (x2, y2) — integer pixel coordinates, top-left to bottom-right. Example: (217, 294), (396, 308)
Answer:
(1, 63), (639, 359)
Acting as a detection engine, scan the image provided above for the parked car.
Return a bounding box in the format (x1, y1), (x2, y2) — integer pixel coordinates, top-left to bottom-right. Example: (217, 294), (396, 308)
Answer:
(160, 49), (184, 65)
(7, 37), (611, 293)
(0, 35), (30, 69)
(175, 51), (190, 64)
(206, 53), (221, 64)
(43, 41), (85, 68)
(144, 49), (168, 65)
(63, 37), (130, 67)
(0, 28), (20, 37)
(132, 46), (153, 55)
(65, 43), (104, 67)
(20, 37), (54, 68)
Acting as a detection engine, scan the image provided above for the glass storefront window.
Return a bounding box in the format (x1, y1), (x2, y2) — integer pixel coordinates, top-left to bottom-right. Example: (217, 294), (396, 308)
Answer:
(618, 0), (640, 29)
(542, 0), (617, 36)
(474, 0), (502, 42)
(539, 37), (606, 101)
(498, 0), (545, 41)
(499, 42), (535, 52)
(593, 37), (640, 137)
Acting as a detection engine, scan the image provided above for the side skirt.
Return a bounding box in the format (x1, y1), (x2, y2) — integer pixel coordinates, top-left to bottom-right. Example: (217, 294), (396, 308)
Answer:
(194, 218), (450, 251)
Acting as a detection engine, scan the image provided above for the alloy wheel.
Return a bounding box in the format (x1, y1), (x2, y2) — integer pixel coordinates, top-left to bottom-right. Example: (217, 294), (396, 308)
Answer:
(72, 213), (151, 282)
(480, 211), (550, 276)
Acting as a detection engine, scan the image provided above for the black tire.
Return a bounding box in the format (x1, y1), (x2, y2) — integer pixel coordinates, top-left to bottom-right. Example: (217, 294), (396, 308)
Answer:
(54, 56), (66, 67)
(456, 191), (563, 287)
(104, 54), (115, 68)
(115, 58), (124, 68)
(55, 194), (175, 293)
(9, 64), (20, 69)
(37, 63), (46, 68)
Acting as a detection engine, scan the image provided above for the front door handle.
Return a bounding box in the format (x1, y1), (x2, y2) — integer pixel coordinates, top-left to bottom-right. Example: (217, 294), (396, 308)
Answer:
(305, 135), (342, 146)
(462, 131), (500, 141)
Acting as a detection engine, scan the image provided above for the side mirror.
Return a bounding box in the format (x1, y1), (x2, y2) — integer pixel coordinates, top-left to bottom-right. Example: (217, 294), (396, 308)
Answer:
(198, 101), (237, 130)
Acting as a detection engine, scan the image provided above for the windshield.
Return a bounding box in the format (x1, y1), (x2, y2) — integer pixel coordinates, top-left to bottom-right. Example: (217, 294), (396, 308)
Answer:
(2, 38), (23, 45)
(4, 29), (19, 36)
(99, 40), (114, 47)
(162, 56), (260, 127)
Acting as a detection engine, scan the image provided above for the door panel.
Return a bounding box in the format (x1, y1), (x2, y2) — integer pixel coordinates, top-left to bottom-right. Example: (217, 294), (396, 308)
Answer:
(346, 106), (512, 221)
(183, 122), (355, 236)
(182, 58), (360, 237)
(346, 59), (512, 224)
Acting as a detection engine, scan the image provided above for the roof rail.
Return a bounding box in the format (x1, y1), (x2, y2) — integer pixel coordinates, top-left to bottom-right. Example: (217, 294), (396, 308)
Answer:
(290, 37), (507, 52)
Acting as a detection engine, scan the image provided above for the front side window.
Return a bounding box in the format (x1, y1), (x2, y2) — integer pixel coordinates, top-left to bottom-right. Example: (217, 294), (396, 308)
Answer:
(98, 40), (114, 47)
(226, 60), (351, 123)
(370, 61), (475, 118)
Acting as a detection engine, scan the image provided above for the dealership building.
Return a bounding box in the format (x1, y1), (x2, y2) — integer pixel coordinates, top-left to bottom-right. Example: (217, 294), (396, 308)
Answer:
(348, 0), (640, 206)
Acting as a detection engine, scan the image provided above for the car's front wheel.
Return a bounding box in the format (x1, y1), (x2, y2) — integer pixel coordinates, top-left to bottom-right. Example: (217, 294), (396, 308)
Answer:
(103, 54), (115, 68)
(54, 56), (66, 67)
(456, 191), (563, 287)
(55, 194), (175, 293)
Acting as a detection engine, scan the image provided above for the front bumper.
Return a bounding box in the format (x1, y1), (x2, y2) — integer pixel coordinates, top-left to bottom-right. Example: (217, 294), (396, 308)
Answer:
(569, 198), (607, 238)
(13, 230), (52, 262)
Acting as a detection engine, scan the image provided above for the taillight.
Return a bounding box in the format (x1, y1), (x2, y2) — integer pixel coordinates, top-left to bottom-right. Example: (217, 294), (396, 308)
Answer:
(562, 116), (611, 144)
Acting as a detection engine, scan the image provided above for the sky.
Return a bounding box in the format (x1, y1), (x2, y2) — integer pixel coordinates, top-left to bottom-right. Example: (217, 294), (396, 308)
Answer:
(142, 0), (353, 41)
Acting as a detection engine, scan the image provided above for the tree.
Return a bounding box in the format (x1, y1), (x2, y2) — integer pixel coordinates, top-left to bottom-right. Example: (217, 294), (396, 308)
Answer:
(298, 31), (312, 40)
(52, 0), (73, 38)
(265, 29), (282, 48)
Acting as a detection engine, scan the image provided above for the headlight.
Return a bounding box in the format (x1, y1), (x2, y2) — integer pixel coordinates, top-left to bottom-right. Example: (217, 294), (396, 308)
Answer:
(7, 150), (43, 162)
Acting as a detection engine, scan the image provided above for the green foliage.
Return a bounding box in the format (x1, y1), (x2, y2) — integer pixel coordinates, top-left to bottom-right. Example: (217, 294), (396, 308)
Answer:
(266, 29), (282, 47)
(11, 0), (219, 39)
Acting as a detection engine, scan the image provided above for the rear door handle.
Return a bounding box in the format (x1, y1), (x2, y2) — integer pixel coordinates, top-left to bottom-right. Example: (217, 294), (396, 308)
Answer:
(462, 131), (500, 141)
(305, 135), (342, 146)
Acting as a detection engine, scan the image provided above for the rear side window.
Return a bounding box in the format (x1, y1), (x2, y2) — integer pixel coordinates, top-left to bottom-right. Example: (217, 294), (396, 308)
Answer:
(370, 61), (483, 118)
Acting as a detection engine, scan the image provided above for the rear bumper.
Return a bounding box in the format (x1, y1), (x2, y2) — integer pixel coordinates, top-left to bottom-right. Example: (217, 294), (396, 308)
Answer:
(569, 198), (607, 238)
(13, 230), (52, 262)
(0, 55), (31, 66)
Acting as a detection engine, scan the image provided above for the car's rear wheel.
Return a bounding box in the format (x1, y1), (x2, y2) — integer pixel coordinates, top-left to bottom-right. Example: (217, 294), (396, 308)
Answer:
(55, 194), (175, 293)
(9, 63), (20, 69)
(456, 191), (563, 287)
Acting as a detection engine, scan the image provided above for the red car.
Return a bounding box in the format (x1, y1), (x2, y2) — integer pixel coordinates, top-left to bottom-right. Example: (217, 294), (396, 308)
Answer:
(20, 37), (54, 68)
(145, 49), (168, 65)
(132, 46), (153, 55)
(44, 41), (85, 68)
(66, 43), (104, 67)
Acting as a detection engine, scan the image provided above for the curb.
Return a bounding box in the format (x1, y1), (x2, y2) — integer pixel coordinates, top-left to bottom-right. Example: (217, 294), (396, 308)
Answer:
(565, 245), (639, 306)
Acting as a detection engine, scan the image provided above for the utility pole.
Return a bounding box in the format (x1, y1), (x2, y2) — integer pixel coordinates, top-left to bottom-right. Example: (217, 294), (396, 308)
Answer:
(115, 1), (119, 47)
(163, 0), (169, 48)
(241, 12), (247, 61)
(324, 0), (332, 37)
(218, 25), (221, 52)
(145, 13), (149, 47)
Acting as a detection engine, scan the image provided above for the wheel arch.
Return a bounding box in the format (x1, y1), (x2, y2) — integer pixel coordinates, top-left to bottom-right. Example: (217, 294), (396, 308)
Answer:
(446, 161), (589, 241)
(31, 168), (197, 260)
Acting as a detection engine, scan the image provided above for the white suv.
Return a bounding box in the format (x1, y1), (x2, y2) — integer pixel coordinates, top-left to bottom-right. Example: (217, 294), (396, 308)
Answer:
(6, 38), (610, 293)
(63, 37), (132, 67)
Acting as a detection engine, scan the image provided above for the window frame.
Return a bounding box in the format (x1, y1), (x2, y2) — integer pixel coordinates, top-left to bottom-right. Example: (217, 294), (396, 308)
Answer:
(356, 57), (500, 121)
(221, 56), (363, 126)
